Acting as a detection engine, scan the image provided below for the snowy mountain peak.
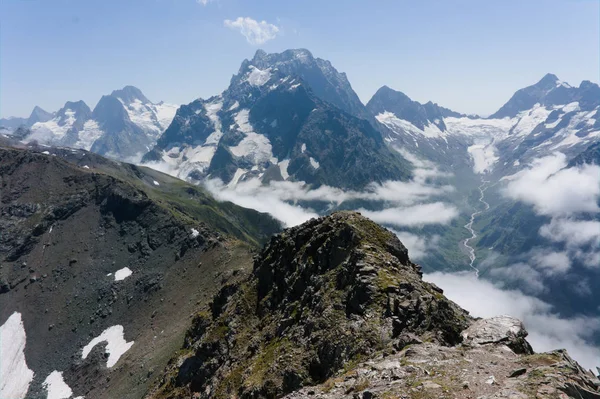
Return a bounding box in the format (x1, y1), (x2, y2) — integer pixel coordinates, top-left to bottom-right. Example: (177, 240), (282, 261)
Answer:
(27, 105), (54, 125)
(56, 101), (92, 125)
(242, 48), (368, 121)
(490, 74), (577, 119)
(110, 85), (150, 105)
(536, 73), (560, 88)
(367, 85), (454, 133)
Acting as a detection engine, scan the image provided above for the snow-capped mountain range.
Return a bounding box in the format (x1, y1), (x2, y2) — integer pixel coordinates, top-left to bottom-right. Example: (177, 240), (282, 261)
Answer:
(142, 49), (410, 190)
(2, 86), (177, 160)
(369, 73), (600, 177)
(3, 50), (598, 188)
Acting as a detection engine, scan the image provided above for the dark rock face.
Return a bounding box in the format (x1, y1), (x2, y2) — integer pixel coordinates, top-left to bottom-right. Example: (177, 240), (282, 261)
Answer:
(91, 95), (151, 157)
(149, 212), (470, 399)
(568, 141), (600, 167)
(249, 49), (370, 122)
(144, 52), (412, 190)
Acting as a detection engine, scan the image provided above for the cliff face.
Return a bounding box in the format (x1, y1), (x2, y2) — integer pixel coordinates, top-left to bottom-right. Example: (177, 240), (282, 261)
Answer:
(148, 212), (600, 399)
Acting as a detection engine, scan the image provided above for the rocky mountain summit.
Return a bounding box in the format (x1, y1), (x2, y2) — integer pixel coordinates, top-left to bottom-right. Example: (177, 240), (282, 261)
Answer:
(147, 212), (599, 399)
(143, 49), (410, 189)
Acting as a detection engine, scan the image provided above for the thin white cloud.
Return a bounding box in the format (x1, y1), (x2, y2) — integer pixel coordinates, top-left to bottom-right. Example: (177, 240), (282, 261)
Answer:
(529, 249), (572, 275)
(202, 152), (457, 228)
(502, 153), (600, 271)
(224, 17), (280, 45)
(359, 202), (459, 227)
(196, 0), (214, 5)
(540, 218), (600, 248)
(203, 178), (318, 227)
(424, 271), (600, 372)
(503, 153), (600, 216)
(489, 262), (546, 294)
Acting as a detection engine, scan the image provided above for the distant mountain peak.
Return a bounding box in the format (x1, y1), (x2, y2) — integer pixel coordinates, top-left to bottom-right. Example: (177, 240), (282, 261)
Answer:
(367, 85), (463, 131)
(28, 106), (54, 125)
(110, 85), (150, 105)
(241, 48), (369, 121)
(489, 73), (585, 119)
(537, 73), (559, 86)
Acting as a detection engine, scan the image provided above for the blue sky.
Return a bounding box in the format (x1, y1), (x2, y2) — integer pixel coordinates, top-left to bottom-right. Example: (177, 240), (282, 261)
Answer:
(1, 0), (598, 117)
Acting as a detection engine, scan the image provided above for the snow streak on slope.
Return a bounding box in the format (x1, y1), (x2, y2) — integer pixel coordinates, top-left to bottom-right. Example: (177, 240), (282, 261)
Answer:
(376, 111), (447, 139)
(120, 99), (178, 138)
(468, 140), (499, 174)
(82, 325), (134, 368)
(229, 109), (274, 164)
(43, 371), (83, 399)
(0, 312), (35, 399)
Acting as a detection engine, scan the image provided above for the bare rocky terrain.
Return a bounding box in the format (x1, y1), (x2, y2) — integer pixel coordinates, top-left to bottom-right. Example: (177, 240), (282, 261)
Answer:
(0, 143), (280, 398)
(145, 212), (600, 399)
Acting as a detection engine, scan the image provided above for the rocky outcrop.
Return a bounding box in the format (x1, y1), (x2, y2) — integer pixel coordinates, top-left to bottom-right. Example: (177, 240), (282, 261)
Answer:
(462, 315), (533, 355)
(148, 212), (600, 399)
(284, 337), (600, 399)
(147, 212), (471, 398)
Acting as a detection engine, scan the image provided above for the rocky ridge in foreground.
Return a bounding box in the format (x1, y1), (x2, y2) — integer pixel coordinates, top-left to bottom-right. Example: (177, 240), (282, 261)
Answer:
(147, 212), (600, 399)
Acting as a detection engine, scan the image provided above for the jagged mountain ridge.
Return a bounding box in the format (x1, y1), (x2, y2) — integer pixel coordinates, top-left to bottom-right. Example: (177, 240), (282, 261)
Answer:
(148, 212), (600, 399)
(143, 49), (411, 190)
(366, 74), (600, 176)
(4, 86), (178, 160)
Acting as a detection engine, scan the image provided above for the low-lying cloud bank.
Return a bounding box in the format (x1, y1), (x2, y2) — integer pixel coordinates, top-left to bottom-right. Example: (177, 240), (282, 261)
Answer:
(502, 152), (600, 273)
(203, 149), (458, 228)
(425, 271), (600, 372)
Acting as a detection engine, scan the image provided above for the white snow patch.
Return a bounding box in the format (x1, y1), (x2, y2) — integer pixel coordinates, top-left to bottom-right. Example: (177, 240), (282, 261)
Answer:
(233, 109), (253, 134)
(230, 134), (273, 164)
(114, 267), (132, 281)
(74, 120), (103, 150)
(42, 151), (50, 155)
(153, 180), (160, 186)
(270, 119), (278, 128)
(468, 140), (498, 174)
(81, 325), (134, 368)
(190, 228), (200, 238)
(512, 104), (552, 137)
(228, 101), (239, 111)
(43, 371), (75, 399)
(376, 112), (446, 139)
(301, 143), (306, 153)
(309, 157), (320, 169)
(0, 312), (34, 399)
(246, 66), (271, 87)
(278, 159), (290, 180)
(562, 102), (580, 113)
(228, 168), (247, 187)
(82, 165), (90, 169)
